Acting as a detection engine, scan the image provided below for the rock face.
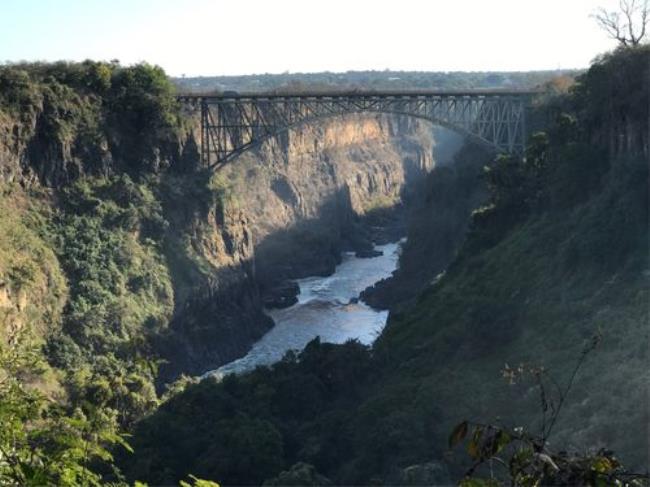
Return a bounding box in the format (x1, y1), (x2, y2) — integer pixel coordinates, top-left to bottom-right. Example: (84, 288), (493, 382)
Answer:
(217, 113), (435, 304)
(0, 92), (186, 187)
(158, 184), (274, 379)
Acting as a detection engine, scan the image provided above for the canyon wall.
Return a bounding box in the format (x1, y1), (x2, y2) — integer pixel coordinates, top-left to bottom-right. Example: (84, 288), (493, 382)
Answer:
(217, 114), (435, 304)
(165, 113), (437, 376)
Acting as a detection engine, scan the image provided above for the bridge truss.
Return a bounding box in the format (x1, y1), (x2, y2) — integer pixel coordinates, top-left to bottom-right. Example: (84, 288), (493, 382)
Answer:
(177, 90), (535, 168)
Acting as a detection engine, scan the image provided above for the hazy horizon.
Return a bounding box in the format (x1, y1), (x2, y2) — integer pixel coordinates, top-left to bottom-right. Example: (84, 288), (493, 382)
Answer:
(172, 67), (582, 79)
(2, 0), (622, 77)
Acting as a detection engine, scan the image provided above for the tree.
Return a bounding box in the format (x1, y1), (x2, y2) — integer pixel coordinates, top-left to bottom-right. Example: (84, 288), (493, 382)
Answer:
(593, 0), (649, 46)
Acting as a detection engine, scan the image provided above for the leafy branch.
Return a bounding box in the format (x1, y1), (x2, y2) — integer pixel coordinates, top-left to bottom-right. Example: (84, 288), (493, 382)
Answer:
(448, 334), (649, 486)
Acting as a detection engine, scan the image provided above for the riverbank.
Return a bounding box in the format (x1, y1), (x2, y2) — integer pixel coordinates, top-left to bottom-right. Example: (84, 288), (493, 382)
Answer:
(360, 142), (491, 311)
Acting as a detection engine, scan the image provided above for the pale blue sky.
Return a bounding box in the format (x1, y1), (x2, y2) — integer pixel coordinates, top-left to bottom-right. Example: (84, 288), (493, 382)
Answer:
(1, 0), (620, 76)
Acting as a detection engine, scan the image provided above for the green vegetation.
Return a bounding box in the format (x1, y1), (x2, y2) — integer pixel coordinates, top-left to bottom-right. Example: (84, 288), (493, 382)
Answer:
(53, 175), (173, 354)
(0, 174), (176, 483)
(0, 329), (222, 486)
(0, 61), (235, 484)
(0, 186), (67, 342)
(0, 330), (129, 486)
(0, 61), (181, 180)
(46, 174), (174, 428)
(122, 45), (649, 485)
(122, 339), (380, 485)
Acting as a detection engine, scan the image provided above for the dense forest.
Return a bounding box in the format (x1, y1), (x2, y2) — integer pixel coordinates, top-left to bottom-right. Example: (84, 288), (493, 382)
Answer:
(0, 43), (648, 486)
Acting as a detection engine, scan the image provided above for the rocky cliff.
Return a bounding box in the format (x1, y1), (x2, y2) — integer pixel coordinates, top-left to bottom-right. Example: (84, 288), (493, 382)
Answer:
(163, 112), (438, 376)
(217, 113), (435, 306)
(361, 141), (491, 310)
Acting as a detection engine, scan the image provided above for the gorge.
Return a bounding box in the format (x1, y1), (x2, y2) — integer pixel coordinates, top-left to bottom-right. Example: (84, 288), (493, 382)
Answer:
(158, 110), (448, 379)
(0, 43), (648, 487)
(0, 62), (470, 388)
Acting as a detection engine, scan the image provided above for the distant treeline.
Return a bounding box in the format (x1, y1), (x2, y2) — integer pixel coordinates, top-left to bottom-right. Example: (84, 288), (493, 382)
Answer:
(173, 69), (581, 93)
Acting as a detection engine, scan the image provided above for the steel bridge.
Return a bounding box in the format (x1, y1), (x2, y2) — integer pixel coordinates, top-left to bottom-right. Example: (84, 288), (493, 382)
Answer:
(176, 89), (538, 169)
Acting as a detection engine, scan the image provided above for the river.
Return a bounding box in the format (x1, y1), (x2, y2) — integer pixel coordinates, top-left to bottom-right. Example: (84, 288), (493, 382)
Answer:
(204, 240), (403, 379)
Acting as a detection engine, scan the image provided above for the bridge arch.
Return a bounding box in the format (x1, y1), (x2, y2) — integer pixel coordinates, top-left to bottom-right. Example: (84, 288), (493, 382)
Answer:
(177, 90), (535, 169)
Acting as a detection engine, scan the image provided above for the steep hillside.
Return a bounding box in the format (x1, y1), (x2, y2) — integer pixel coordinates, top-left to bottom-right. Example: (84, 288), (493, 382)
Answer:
(0, 186), (66, 345)
(122, 46), (649, 486)
(361, 141), (491, 310)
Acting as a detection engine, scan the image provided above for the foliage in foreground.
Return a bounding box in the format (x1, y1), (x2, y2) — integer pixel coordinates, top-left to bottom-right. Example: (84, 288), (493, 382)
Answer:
(0, 331), (222, 486)
(0, 331), (130, 486)
(451, 336), (649, 486)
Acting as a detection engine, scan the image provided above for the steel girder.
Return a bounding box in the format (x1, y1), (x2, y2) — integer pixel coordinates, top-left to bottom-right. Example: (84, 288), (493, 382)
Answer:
(177, 91), (534, 168)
